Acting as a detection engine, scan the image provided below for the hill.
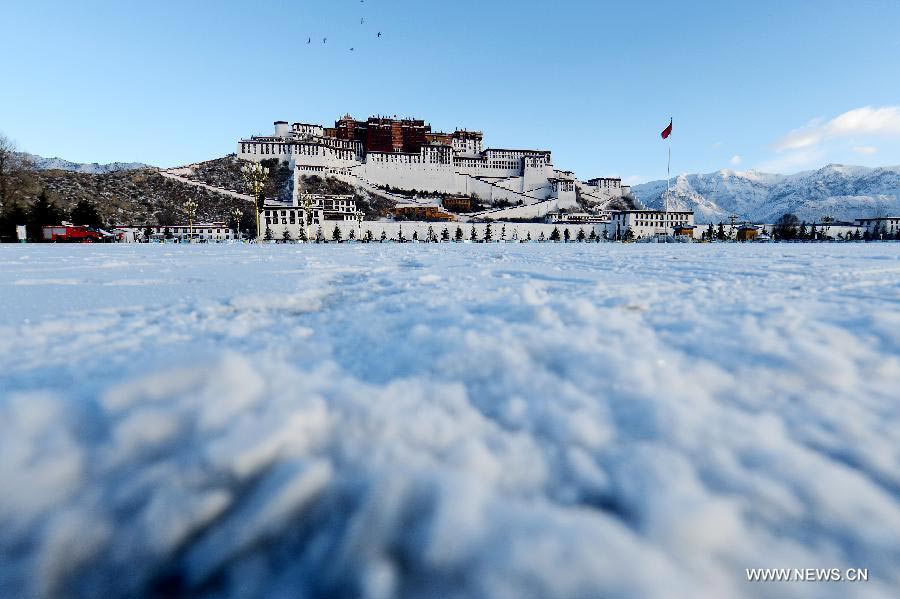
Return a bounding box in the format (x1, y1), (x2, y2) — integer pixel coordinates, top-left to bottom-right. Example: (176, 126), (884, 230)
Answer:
(166, 156), (397, 219)
(32, 167), (253, 227)
(631, 164), (900, 223)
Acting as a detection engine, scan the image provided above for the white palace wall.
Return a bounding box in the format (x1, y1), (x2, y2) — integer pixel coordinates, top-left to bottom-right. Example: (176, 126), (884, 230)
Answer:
(357, 159), (458, 194)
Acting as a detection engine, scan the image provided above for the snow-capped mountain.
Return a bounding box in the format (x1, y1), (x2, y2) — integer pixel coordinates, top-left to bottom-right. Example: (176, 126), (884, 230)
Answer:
(21, 153), (151, 174)
(632, 164), (900, 223)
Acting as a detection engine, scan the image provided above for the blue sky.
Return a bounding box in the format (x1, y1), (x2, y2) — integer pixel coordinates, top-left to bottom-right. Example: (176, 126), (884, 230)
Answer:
(2, 0), (900, 183)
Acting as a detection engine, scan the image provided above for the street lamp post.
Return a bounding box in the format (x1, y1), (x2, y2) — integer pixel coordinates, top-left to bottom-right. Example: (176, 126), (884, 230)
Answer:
(356, 210), (364, 242)
(241, 163), (269, 241)
(303, 193), (313, 243)
(183, 199), (198, 243)
(231, 207), (243, 242)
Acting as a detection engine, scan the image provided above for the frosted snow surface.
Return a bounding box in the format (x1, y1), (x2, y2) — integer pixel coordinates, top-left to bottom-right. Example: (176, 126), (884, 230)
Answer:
(1, 243), (899, 599)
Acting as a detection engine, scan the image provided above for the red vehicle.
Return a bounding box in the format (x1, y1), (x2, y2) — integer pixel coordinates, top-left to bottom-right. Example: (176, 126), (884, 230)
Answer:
(42, 225), (103, 243)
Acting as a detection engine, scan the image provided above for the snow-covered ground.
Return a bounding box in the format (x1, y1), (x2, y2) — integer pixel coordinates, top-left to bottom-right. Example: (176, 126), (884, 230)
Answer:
(1, 243), (899, 599)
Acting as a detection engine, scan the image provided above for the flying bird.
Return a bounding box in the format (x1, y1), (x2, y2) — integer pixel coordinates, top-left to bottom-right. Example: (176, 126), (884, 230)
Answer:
(307, 37), (311, 44)
(377, 31), (382, 38)
(323, 37), (327, 44)
(350, 47), (355, 52)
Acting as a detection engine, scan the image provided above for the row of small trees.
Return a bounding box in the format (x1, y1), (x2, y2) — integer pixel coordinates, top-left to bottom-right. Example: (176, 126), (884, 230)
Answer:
(693, 214), (900, 242)
(263, 223), (601, 243)
(853, 227), (900, 241)
(772, 213), (898, 241)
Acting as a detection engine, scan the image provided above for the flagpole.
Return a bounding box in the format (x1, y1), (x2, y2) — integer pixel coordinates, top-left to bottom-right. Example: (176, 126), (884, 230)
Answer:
(666, 117), (672, 215)
(666, 142), (671, 214)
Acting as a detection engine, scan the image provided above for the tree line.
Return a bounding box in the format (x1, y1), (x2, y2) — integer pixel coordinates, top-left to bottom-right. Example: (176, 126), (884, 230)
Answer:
(0, 134), (108, 241)
(770, 213), (896, 241)
(262, 222), (599, 244)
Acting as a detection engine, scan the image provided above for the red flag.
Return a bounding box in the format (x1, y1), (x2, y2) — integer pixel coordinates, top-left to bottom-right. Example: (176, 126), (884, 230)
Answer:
(661, 118), (673, 140)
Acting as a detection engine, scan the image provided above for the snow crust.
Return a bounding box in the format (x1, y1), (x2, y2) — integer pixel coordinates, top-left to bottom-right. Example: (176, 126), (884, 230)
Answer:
(1, 244), (899, 598)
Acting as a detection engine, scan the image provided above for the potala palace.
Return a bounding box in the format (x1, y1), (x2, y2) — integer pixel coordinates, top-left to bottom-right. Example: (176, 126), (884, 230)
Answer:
(238, 115), (631, 219)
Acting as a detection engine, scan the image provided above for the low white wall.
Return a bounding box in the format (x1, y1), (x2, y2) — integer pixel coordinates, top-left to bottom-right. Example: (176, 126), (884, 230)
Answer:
(265, 220), (599, 242)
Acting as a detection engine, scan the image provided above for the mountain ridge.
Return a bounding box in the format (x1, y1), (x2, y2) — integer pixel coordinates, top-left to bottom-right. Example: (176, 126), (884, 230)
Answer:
(14, 152), (900, 225)
(19, 153), (152, 174)
(631, 164), (900, 223)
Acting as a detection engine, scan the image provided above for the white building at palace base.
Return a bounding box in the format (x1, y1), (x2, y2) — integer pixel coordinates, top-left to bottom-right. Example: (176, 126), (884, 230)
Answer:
(238, 115), (631, 219)
(261, 195), (359, 240)
(855, 216), (900, 237)
(114, 223), (236, 243)
(604, 210), (695, 240)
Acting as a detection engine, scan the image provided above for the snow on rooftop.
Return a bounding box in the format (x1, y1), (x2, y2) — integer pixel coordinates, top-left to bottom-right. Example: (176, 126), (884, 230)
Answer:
(0, 243), (898, 598)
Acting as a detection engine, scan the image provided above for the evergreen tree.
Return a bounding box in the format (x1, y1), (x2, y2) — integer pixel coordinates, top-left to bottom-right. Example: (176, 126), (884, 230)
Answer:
(624, 227), (634, 241)
(264, 225), (274, 241)
(348, 228), (356, 241)
(716, 222), (726, 241)
(526, 231), (532, 242)
(413, 231), (419, 241)
(549, 227), (561, 242)
(332, 225), (342, 242)
(71, 200), (103, 228)
(441, 227), (450, 242)
(365, 230), (373, 242)
(773, 213), (799, 240)
(577, 228), (586, 242)
(298, 225), (308, 242)
(380, 230), (387, 242)
(455, 226), (463, 242)
(282, 228), (293, 243)
(706, 223), (714, 240)
(470, 226), (478, 242)
(538, 231), (545, 242)
(27, 190), (66, 241)
(500, 224), (506, 240)
(316, 226), (324, 243)
(426, 225), (434, 242)
(485, 222), (493, 242)
(563, 228), (571, 242)
(588, 229), (597, 242)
